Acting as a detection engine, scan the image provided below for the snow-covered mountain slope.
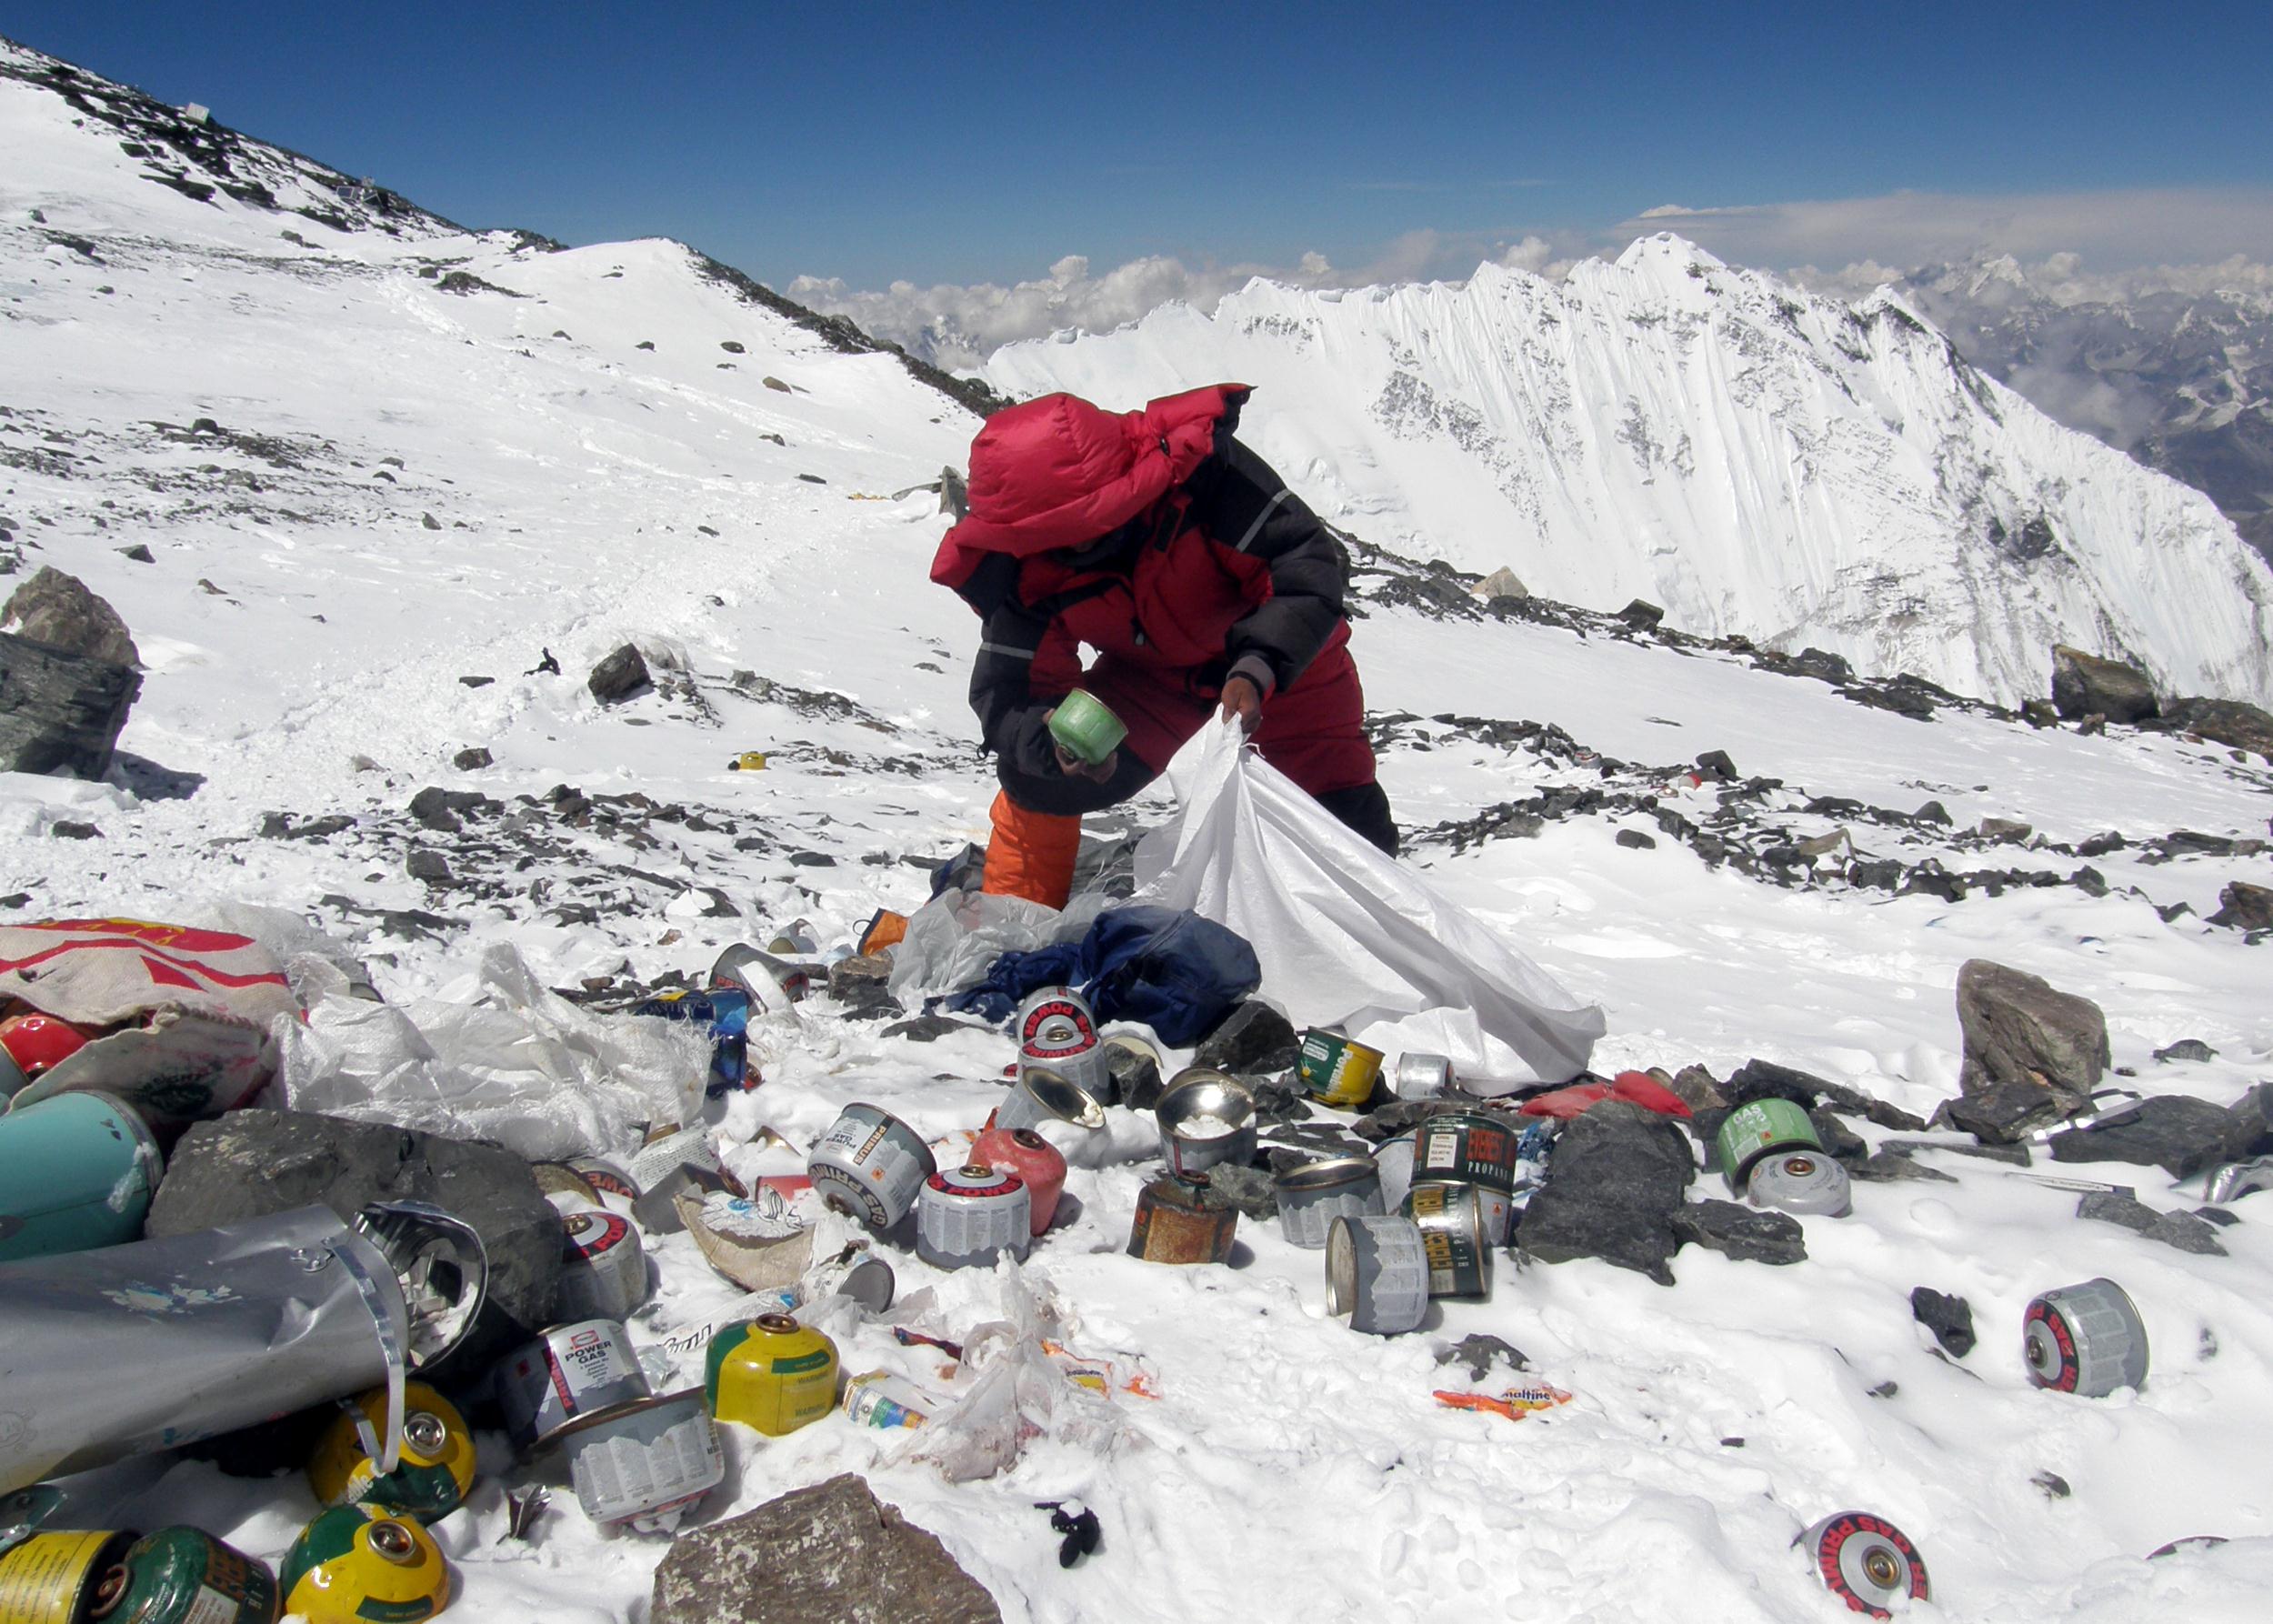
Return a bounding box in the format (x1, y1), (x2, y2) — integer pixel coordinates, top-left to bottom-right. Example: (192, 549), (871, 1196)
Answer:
(6, 37), (2273, 1624)
(986, 240), (2273, 712)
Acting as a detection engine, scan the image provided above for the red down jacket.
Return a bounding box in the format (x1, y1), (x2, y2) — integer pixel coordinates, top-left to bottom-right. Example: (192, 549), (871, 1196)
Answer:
(933, 385), (1378, 817)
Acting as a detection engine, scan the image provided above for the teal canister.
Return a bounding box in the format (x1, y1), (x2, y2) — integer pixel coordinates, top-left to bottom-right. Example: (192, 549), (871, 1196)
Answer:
(0, 1089), (165, 1262)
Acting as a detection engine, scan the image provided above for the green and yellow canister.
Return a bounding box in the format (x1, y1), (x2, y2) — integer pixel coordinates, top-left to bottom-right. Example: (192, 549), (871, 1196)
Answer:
(0, 1091), (164, 1265)
(1046, 690), (1126, 767)
(81, 1528), (281, 1624)
(306, 1383), (476, 1520)
(0, 1529), (132, 1624)
(279, 1508), (448, 1624)
(1295, 1030), (1385, 1108)
(705, 1314), (839, 1438)
(1715, 1098), (1823, 1191)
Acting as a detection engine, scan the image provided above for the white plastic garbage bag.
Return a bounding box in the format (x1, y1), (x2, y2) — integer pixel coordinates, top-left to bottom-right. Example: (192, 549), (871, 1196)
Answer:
(1134, 717), (1605, 1084)
(886, 887), (1110, 1009)
(280, 942), (709, 1158)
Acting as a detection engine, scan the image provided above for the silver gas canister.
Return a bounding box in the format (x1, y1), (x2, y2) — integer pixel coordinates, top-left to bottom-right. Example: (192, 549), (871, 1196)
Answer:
(1155, 1068), (1258, 1177)
(1014, 986), (1109, 1101)
(1747, 1150), (1852, 1217)
(1275, 1156), (1386, 1249)
(0, 1202), (485, 1499)
(1797, 1511), (1931, 1615)
(560, 1389), (724, 1536)
(556, 1208), (650, 1322)
(991, 1064), (1106, 1133)
(2024, 1278), (2149, 1397)
(1392, 1053), (1453, 1101)
(1326, 1214), (1430, 1336)
(915, 1165), (1032, 1271)
(807, 1103), (936, 1232)
(495, 1318), (652, 1456)
(1373, 1133), (1418, 1211)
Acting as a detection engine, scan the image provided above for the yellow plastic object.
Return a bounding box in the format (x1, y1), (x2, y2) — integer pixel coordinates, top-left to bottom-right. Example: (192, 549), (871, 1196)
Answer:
(307, 1382), (476, 1519)
(727, 751), (768, 772)
(280, 1507), (450, 1624)
(705, 1313), (838, 1436)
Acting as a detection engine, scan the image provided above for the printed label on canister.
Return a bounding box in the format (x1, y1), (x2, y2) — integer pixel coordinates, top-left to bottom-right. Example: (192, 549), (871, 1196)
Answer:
(1297, 1030), (1384, 1108)
(565, 1392), (724, 1532)
(496, 1318), (650, 1454)
(843, 1371), (933, 1430)
(1413, 1115), (1520, 1193)
(808, 1105), (936, 1231)
(1373, 1134), (1417, 1211)
(1327, 1215), (1430, 1336)
(1714, 1098), (1820, 1188)
(916, 1166), (1031, 1270)
(0, 1529), (131, 1624)
(1016, 987), (1108, 1099)
(1404, 1182), (1494, 1299)
(556, 1210), (648, 1322)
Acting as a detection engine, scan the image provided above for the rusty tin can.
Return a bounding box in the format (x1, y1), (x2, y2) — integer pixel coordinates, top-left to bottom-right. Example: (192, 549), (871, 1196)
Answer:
(1275, 1156), (1386, 1249)
(916, 1165), (1031, 1271)
(1155, 1069), (1258, 1177)
(1326, 1215), (1430, 1336)
(495, 1318), (651, 1457)
(1126, 1171), (1236, 1264)
(0, 1529), (133, 1623)
(1014, 986), (1110, 1102)
(85, 1527), (281, 1624)
(561, 1390), (725, 1536)
(556, 1208), (650, 1323)
(1402, 1182), (1495, 1299)
(807, 1104), (936, 1232)
(1295, 1029), (1384, 1108)
(1411, 1112), (1521, 1195)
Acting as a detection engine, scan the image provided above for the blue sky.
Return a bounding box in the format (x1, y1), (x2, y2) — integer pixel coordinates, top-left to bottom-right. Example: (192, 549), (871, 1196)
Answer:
(9, 1), (2271, 288)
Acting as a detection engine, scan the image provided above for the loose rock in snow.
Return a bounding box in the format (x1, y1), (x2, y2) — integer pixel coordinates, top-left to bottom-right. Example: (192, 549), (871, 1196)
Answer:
(2208, 881), (2273, 931)
(147, 1108), (565, 1377)
(650, 1473), (1001, 1624)
(1953, 958), (2108, 1132)
(1517, 1101), (1696, 1285)
(453, 746), (493, 769)
(1910, 1288), (1977, 1358)
(1, 565), (141, 667)
(2161, 696), (2273, 757)
(1193, 1001), (1301, 1076)
(1669, 1198), (1806, 1265)
(2051, 644), (2158, 724)
(882, 1014), (979, 1043)
(1437, 1333), (1530, 1379)
(1197, 1163), (1277, 1219)
(1618, 598), (1665, 628)
(587, 642), (651, 702)
(1476, 566), (1528, 602)
(2048, 1094), (2249, 1178)
(1667, 1065), (1727, 1111)
(2075, 1191), (2228, 1256)
(2154, 1038), (2218, 1064)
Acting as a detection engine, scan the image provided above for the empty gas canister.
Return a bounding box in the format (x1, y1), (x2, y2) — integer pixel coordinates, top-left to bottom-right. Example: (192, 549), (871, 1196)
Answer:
(0, 1090), (165, 1264)
(280, 1507), (449, 1624)
(83, 1527), (282, 1624)
(706, 1313), (839, 1437)
(307, 1382), (476, 1520)
(0, 1529), (133, 1622)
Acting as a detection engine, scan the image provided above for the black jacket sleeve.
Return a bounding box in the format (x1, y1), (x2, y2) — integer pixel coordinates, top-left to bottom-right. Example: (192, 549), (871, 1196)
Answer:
(1184, 436), (1349, 692)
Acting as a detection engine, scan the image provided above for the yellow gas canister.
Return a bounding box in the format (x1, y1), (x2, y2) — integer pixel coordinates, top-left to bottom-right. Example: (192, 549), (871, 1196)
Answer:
(704, 1313), (838, 1437)
(279, 1507), (450, 1624)
(0, 1529), (131, 1624)
(306, 1383), (476, 1520)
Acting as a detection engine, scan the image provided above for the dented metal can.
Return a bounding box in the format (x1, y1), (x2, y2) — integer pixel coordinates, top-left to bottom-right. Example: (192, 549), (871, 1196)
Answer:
(307, 1382), (476, 1521)
(0, 1089), (165, 1265)
(1326, 1215), (1430, 1336)
(916, 1165), (1031, 1271)
(556, 1208), (650, 1323)
(1391, 1052), (1453, 1101)
(803, 1246), (896, 1314)
(1372, 1133), (1418, 1212)
(1402, 1182), (1495, 1300)
(1126, 1171), (1237, 1264)
(991, 1064), (1106, 1134)
(495, 1318), (651, 1457)
(561, 1390), (725, 1536)
(1274, 1156), (1385, 1249)
(807, 1104), (936, 1232)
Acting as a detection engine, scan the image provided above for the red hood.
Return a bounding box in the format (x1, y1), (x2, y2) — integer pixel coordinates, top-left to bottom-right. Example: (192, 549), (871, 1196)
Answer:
(932, 384), (1249, 590)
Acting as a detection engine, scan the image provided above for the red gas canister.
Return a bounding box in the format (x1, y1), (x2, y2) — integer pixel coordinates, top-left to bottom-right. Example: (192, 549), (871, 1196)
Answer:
(972, 1126), (1066, 1235)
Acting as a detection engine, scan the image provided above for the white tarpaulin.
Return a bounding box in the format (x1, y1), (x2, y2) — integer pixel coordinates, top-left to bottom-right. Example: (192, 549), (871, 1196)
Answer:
(1133, 717), (1606, 1084)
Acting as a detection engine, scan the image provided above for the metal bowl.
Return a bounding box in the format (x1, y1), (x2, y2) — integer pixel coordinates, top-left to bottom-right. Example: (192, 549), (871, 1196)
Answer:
(997, 1064), (1106, 1132)
(1155, 1068), (1258, 1175)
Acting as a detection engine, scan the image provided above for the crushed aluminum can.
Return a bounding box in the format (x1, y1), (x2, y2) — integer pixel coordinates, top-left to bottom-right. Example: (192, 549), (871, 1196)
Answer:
(1373, 1133), (1418, 1212)
(556, 1209), (651, 1323)
(0, 1203), (482, 1499)
(916, 1164), (1031, 1270)
(561, 1390), (725, 1536)
(1391, 1052), (1453, 1101)
(87, 1525), (282, 1624)
(992, 1064), (1106, 1134)
(2203, 1155), (2273, 1206)
(308, 1381), (476, 1520)
(1274, 1156), (1385, 1249)
(1401, 1182), (1494, 1300)
(972, 1127), (1066, 1234)
(807, 1104), (936, 1232)
(1295, 1029), (1384, 1108)
(0, 1529), (133, 1620)
(1747, 1150), (1853, 1218)
(1155, 1068), (1258, 1178)
(495, 1318), (652, 1457)
(843, 1370), (935, 1429)
(1126, 1171), (1236, 1264)
(1797, 1511), (1930, 1617)
(1014, 986), (1110, 1103)
(1714, 1098), (1821, 1191)
(281, 1506), (449, 1623)
(1326, 1214), (1430, 1336)
(0, 1088), (164, 1264)
(706, 1314), (839, 1437)
(2024, 1278), (2148, 1397)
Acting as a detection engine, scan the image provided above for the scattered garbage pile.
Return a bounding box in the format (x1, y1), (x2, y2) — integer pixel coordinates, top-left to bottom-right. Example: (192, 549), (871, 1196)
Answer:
(2, 863), (2265, 1623)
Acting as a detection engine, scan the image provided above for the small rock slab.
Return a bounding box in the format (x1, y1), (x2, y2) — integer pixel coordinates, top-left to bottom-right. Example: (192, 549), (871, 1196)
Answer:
(1193, 1000), (1300, 1076)
(2048, 1094), (2250, 1178)
(1669, 1198), (1806, 1266)
(2051, 644), (2158, 724)
(2076, 1191), (2228, 1256)
(1910, 1288), (1976, 1358)
(587, 642), (651, 702)
(1517, 1101), (1695, 1285)
(651, 1473), (1001, 1624)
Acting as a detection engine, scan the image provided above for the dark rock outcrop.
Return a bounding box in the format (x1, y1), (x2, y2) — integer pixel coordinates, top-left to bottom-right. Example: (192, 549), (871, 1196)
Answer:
(2051, 644), (2158, 724)
(1517, 1101), (1695, 1285)
(1951, 959), (2108, 1137)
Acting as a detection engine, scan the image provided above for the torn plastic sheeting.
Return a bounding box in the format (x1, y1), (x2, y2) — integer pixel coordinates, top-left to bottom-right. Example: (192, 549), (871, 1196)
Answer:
(279, 942), (709, 1161)
(886, 887), (1109, 1008)
(1134, 717), (1606, 1084)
